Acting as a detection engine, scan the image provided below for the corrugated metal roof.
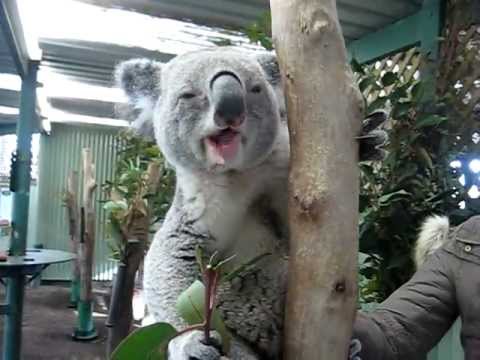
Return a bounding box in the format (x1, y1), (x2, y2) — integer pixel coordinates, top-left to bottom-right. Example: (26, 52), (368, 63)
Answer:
(0, 0), (31, 132)
(37, 0), (423, 87)
(0, 0), (30, 77)
(39, 38), (175, 87)
(76, 0), (422, 41)
(0, 26), (17, 75)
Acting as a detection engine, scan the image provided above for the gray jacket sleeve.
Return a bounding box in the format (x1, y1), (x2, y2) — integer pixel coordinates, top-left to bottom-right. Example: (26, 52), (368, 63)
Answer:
(352, 249), (459, 360)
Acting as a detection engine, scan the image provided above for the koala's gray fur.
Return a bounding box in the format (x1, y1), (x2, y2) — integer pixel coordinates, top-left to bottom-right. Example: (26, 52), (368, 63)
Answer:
(116, 47), (386, 360)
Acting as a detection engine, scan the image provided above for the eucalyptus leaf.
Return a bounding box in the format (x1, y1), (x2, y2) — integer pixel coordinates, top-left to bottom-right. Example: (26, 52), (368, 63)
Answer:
(350, 58), (365, 74)
(111, 322), (177, 360)
(411, 82), (425, 103)
(378, 190), (411, 204)
(381, 71), (397, 86)
(176, 280), (231, 353)
(415, 114), (448, 128)
(416, 147), (434, 169)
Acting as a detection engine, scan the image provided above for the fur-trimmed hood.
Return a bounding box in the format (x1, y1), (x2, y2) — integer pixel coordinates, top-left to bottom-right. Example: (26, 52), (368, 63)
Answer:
(414, 215), (450, 267)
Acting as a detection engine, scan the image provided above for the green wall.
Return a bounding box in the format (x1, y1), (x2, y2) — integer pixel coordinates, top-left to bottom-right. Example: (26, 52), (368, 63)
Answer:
(35, 122), (121, 280)
(428, 319), (464, 360)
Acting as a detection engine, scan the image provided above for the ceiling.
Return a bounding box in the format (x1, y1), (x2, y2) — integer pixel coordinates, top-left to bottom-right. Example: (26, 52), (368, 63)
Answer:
(0, 0), (423, 131)
(76, 0), (423, 40)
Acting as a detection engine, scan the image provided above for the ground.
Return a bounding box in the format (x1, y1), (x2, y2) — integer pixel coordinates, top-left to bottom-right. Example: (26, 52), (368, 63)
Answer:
(0, 282), (114, 360)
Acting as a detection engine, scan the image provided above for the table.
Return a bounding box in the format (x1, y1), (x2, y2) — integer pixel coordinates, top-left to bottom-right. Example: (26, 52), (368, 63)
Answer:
(0, 249), (75, 360)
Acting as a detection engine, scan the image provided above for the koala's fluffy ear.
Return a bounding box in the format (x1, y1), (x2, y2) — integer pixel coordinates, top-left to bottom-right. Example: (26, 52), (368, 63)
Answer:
(115, 58), (162, 138)
(255, 52), (287, 120)
(255, 52), (281, 86)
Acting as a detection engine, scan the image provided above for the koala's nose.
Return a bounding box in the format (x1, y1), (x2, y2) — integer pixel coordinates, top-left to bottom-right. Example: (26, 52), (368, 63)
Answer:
(210, 71), (245, 128)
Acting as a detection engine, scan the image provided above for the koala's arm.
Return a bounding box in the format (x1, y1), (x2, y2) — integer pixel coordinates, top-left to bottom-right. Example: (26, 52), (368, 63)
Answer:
(144, 210), (259, 359)
(143, 210), (202, 328)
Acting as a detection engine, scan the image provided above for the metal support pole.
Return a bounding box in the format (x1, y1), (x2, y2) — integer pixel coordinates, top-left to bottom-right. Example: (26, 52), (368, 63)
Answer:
(3, 61), (38, 360)
(3, 275), (25, 360)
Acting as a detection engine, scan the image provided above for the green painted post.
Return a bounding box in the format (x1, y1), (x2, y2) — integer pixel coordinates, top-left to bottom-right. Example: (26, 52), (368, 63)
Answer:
(417, 0), (443, 101)
(69, 277), (81, 308)
(347, 0), (444, 66)
(347, 12), (422, 64)
(3, 61), (39, 360)
(9, 61), (38, 256)
(73, 301), (97, 340)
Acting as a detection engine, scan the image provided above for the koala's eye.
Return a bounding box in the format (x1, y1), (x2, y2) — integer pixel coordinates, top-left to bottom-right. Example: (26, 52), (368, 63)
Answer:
(250, 85), (262, 94)
(179, 92), (197, 100)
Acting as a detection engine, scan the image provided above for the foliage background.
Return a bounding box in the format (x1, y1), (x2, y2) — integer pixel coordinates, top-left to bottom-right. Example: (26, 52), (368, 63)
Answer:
(103, 131), (175, 261)
(106, 3), (480, 304)
(244, 9), (479, 304)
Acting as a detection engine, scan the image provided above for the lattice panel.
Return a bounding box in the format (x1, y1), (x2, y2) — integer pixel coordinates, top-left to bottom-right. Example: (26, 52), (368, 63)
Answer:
(354, 47), (422, 117)
(437, 17), (480, 137)
(367, 47), (421, 105)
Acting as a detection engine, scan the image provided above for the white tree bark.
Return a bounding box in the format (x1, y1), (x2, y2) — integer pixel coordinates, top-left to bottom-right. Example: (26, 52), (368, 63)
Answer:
(80, 148), (96, 303)
(66, 171), (80, 294)
(270, 1), (362, 358)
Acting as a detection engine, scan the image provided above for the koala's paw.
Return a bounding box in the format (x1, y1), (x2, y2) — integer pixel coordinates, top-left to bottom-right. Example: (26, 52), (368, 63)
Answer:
(357, 110), (389, 161)
(168, 330), (223, 360)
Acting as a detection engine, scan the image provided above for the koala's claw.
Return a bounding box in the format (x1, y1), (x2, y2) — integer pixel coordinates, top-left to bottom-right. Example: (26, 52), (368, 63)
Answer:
(168, 330), (223, 360)
(358, 110), (389, 161)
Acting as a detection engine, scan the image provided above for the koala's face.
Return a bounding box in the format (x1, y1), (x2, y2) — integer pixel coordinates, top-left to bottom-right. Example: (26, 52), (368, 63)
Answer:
(117, 48), (283, 173)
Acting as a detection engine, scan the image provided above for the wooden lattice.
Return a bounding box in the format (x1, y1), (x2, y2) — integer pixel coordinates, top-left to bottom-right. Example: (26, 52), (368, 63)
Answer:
(437, 5), (480, 138)
(363, 47), (422, 105)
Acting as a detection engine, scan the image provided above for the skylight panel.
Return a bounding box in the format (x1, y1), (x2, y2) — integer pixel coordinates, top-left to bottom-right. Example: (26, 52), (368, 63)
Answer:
(17, 0), (259, 56)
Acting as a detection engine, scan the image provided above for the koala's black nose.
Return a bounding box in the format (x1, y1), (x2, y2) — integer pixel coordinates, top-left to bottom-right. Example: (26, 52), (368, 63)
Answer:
(210, 71), (245, 128)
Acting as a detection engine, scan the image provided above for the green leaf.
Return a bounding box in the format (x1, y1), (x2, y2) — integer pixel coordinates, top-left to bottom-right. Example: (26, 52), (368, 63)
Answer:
(195, 246), (205, 274)
(381, 72), (397, 86)
(416, 147), (433, 169)
(103, 200), (128, 212)
(411, 82), (425, 103)
(392, 101), (412, 118)
(390, 83), (410, 103)
(415, 114), (447, 128)
(367, 97), (388, 113)
(350, 58), (365, 75)
(359, 77), (381, 92)
(378, 190), (411, 204)
(176, 280), (231, 352)
(111, 322), (177, 360)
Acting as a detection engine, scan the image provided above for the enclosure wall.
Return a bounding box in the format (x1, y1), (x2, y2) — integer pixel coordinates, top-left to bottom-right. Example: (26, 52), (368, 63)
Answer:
(35, 122), (121, 280)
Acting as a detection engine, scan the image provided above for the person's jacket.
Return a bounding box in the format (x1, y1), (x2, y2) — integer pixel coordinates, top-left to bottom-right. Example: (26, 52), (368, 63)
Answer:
(352, 215), (480, 360)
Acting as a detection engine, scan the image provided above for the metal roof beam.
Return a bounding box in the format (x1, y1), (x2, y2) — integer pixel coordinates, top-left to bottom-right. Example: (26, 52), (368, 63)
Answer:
(0, 113), (17, 125)
(0, 123), (17, 135)
(0, 88), (20, 108)
(0, 0), (29, 77)
(74, 0), (268, 30)
(347, 0), (441, 64)
(49, 97), (118, 119)
(347, 11), (421, 63)
(338, 0), (418, 18)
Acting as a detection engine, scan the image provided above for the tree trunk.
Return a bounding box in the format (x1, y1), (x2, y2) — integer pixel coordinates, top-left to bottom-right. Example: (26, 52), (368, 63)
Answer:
(106, 239), (146, 354)
(270, 1), (362, 359)
(80, 148), (96, 303)
(66, 171), (81, 306)
(106, 162), (160, 354)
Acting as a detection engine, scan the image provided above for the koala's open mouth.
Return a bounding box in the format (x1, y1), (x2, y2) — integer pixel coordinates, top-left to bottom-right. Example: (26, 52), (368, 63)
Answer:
(204, 128), (241, 165)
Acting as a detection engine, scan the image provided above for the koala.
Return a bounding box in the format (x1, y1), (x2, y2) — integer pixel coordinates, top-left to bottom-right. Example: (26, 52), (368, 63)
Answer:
(115, 47), (387, 360)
